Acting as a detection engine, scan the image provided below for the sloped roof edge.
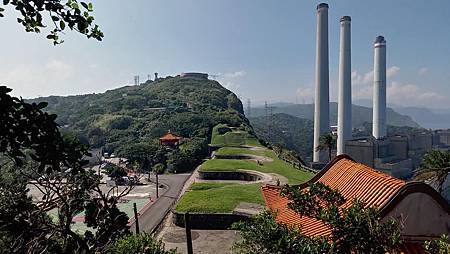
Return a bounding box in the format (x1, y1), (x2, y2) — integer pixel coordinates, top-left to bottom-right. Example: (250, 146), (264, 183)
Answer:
(297, 154), (357, 189)
(292, 154), (449, 216)
(378, 181), (450, 217)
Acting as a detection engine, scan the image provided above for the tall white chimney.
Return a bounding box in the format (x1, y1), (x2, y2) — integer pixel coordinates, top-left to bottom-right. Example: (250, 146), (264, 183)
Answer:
(313, 3), (330, 163)
(372, 36), (387, 139)
(337, 16), (352, 155)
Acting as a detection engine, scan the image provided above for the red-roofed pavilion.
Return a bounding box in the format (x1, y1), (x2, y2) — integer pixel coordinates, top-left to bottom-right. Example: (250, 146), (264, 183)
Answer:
(159, 131), (182, 147)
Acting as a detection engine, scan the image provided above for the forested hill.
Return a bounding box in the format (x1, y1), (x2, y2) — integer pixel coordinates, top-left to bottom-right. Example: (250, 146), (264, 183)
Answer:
(29, 76), (248, 154)
(248, 102), (420, 128)
(250, 113), (427, 163)
(250, 113), (314, 162)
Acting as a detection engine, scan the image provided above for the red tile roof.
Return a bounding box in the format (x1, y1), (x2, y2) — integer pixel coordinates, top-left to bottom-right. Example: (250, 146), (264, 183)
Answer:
(262, 155), (406, 237)
(261, 155), (450, 254)
(159, 132), (182, 141)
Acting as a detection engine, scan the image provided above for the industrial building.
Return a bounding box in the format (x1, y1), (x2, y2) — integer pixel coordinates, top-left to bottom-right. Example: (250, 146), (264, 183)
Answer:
(308, 2), (449, 180)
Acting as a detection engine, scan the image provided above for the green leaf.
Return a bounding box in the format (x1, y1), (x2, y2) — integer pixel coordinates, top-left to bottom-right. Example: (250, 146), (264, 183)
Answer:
(37, 102), (48, 109)
(80, 2), (88, 10)
(60, 20), (65, 30)
(3, 0), (9, 5)
(88, 3), (93, 11)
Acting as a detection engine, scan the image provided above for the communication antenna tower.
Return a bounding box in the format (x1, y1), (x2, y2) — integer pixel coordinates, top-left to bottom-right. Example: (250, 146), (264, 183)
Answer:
(265, 101), (274, 140)
(134, 75), (140, 86)
(246, 99), (251, 118)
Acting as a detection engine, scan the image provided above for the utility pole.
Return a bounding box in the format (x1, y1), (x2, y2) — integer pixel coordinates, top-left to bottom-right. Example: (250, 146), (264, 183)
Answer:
(185, 212), (193, 254)
(133, 202), (140, 234)
(156, 172), (159, 199)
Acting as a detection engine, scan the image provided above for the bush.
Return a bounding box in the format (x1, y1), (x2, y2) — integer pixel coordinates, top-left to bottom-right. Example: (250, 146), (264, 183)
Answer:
(153, 163), (165, 174)
(109, 233), (177, 254)
(105, 164), (127, 179)
(217, 126), (232, 135)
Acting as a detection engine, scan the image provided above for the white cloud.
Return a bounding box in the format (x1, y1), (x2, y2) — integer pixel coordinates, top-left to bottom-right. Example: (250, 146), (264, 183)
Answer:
(223, 81), (240, 91)
(0, 59), (74, 98)
(351, 66), (400, 86)
(387, 82), (445, 106)
(352, 80), (447, 107)
(219, 71), (247, 79)
(296, 87), (315, 103)
(418, 67), (428, 76)
(216, 70), (247, 95)
(387, 66), (400, 77)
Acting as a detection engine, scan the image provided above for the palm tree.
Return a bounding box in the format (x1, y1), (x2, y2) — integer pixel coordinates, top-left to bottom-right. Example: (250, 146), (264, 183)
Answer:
(414, 149), (450, 194)
(315, 133), (337, 162)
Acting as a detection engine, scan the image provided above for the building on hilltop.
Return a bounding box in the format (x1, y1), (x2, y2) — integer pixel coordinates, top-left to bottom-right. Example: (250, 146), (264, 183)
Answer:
(262, 155), (450, 253)
(159, 131), (182, 147)
(180, 72), (208, 80)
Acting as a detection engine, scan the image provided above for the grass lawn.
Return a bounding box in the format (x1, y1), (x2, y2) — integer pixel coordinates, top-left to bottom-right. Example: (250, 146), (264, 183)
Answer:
(175, 125), (314, 214)
(205, 147), (313, 184)
(211, 124), (261, 147)
(215, 147), (274, 157)
(175, 183), (264, 213)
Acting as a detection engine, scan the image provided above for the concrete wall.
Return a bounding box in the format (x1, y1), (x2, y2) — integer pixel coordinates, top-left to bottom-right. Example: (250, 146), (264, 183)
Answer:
(383, 192), (450, 240)
(345, 139), (374, 168)
(198, 171), (263, 181)
(173, 211), (249, 229)
(409, 134), (432, 151)
(389, 136), (408, 160)
(375, 158), (413, 179)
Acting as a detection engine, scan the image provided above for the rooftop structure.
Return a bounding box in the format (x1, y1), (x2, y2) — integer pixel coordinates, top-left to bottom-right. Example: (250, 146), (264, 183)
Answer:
(159, 131), (182, 147)
(262, 155), (449, 246)
(180, 72), (208, 80)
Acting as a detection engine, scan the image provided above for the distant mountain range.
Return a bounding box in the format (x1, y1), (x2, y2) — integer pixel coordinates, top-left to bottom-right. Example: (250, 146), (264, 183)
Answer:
(354, 99), (450, 129)
(247, 102), (420, 128)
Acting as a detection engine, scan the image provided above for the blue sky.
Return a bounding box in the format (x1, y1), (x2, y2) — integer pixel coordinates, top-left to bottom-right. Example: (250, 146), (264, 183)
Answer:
(1, 0), (450, 108)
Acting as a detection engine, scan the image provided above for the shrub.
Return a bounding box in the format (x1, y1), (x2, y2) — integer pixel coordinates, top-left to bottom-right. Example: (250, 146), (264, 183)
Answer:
(109, 233), (177, 254)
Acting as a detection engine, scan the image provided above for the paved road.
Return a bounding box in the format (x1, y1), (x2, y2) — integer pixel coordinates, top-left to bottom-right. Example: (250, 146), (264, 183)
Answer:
(130, 173), (191, 233)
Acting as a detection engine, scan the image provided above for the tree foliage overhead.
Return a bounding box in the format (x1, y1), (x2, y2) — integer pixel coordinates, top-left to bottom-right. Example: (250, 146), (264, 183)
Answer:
(415, 149), (450, 194)
(0, 87), (130, 253)
(0, 0), (103, 44)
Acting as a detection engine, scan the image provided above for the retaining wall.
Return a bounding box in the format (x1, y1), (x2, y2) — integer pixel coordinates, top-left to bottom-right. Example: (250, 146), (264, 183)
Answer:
(172, 211), (250, 229)
(198, 170), (263, 181)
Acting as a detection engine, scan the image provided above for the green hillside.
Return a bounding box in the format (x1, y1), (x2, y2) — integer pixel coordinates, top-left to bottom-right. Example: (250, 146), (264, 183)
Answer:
(250, 113), (314, 162)
(250, 113), (427, 163)
(248, 102), (420, 128)
(29, 76), (250, 171)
